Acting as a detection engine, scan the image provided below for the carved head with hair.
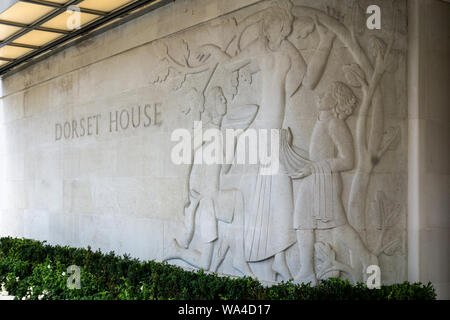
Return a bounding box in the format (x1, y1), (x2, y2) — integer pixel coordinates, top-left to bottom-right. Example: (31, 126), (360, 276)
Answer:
(318, 81), (358, 120)
(202, 86), (227, 123)
(262, 1), (294, 50)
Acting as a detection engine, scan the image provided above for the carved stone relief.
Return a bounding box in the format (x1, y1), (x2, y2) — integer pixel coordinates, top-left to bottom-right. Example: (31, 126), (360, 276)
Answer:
(156, 0), (407, 284)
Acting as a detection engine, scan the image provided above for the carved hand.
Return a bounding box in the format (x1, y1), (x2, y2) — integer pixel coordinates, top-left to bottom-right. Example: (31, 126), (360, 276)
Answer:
(314, 15), (336, 42)
(239, 67), (253, 85)
(291, 165), (313, 179)
(195, 44), (227, 64)
(184, 193), (191, 208)
(325, 5), (345, 23)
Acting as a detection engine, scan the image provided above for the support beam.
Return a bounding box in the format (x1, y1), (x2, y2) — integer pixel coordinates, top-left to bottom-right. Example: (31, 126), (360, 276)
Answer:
(0, 19), (69, 34)
(19, 0), (108, 16)
(0, 42), (40, 49)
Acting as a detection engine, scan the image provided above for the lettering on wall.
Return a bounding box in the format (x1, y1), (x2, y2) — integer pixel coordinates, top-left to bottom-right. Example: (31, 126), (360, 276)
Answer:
(55, 103), (162, 141)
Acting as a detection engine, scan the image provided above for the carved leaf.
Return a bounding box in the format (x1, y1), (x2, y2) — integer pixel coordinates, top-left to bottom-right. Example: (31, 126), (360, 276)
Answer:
(238, 68), (253, 86)
(385, 49), (401, 74)
(369, 36), (387, 58)
(370, 192), (384, 230)
(180, 88), (201, 115)
(151, 58), (170, 84)
(181, 39), (190, 65)
(277, 0), (293, 12)
(384, 203), (402, 228)
(294, 16), (315, 39)
(350, 1), (367, 36)
(314, 242), (335, 265)
(172, 73), (187, 91)
(315, 242), (358, 283)
(380, 126), (401, 154)
(371, 190), (403, 229)
(382, 239), (401, 256)
(371, 190), (404, 257)
(380, 191), (402, 227)
(343, 63), (366, 88)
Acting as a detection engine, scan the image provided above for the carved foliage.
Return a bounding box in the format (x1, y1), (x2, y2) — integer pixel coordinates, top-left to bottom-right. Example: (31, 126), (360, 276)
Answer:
(370, 191), (403, 256)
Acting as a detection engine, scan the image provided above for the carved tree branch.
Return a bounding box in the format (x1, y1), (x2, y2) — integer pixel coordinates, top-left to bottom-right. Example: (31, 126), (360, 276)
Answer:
(164, 51), (213, 76)
(293, 6), (373, 77)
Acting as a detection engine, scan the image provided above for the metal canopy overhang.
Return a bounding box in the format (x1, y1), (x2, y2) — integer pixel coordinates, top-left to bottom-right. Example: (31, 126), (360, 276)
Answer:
(0, 0), (173, 77)
(0, 1), (20, 13)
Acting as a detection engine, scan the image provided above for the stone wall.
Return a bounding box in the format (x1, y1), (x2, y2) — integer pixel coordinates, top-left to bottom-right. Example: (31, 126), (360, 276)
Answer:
(0, 0), (443, 295)
(408, 0), (450, 299)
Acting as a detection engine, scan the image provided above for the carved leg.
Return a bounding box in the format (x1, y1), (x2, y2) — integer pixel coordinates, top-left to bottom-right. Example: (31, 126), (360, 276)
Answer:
(294, 229), (318, 285)
(210, 236), (230, 272)
(230, 194), (256, 278)
(231, 241), (256, 279)
(163, 238), (183, 262)
(232, 257), (256, 279)
(166, 239), (215, 271)
(178, 199), (199, 249)
(272, 252), (292, 281)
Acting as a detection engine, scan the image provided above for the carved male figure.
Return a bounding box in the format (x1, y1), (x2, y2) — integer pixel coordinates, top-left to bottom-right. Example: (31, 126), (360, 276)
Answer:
(287, 81), (378, 285)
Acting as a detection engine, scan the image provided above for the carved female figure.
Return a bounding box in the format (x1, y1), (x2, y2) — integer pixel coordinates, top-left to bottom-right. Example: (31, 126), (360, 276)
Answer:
(195, 3), (336, 280)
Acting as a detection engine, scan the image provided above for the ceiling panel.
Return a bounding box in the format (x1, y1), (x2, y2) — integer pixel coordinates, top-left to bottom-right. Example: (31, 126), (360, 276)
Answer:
(14, 30), (62, 47)
(79, 0), (135, 12)
(0, 45), (33, 59)
(0, 0), (172, 75)
(0, 24), (22, 41)
(41, 11), (100, 31)
(0, 2), (54, 25)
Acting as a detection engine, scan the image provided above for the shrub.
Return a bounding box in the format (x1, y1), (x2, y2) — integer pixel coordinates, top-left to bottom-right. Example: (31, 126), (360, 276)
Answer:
(0, 237), (436, 300)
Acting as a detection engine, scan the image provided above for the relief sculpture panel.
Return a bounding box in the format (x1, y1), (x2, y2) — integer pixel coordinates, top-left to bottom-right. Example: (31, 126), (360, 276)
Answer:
(153, 0), (407, 284)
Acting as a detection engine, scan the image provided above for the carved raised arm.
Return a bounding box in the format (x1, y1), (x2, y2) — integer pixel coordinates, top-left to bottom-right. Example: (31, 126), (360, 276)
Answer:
(197, 41), (259, 76)
(234, 8), (269, 52)
(195, 44), (231, 64)
(292, 6), (373, 78)
(301, 16), (336, 90)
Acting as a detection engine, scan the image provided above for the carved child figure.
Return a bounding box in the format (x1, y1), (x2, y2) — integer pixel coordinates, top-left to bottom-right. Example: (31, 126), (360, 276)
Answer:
(288, 81), (378, 285)
(164, 86), (255, 278)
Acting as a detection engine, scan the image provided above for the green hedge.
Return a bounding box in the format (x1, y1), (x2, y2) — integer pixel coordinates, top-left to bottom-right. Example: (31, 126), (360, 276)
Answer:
(0, 237), (436, 300)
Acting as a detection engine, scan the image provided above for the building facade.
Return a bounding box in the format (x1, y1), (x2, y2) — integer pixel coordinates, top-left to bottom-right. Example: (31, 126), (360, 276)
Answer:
(0, 0), (448, 298)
